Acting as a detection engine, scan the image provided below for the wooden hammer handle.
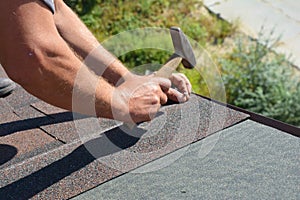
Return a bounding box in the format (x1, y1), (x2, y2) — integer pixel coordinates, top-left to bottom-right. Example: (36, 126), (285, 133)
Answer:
(155, 57), (182, 78)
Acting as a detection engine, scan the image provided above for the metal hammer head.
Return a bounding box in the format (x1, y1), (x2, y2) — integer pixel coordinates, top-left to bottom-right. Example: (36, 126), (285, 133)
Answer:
(170, 27), (196, 69)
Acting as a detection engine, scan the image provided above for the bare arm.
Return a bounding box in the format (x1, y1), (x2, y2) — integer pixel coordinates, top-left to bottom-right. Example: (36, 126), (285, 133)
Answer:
(0, 0), (170, 123)
(53, 0), (129, 85)
(0, 0), (113, 117)
(52, 0), (192, 101)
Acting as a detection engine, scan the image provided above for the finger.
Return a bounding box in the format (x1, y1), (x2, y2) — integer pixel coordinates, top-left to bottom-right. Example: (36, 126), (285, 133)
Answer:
(170, 73), (192, 96)
(160, 93), (168, 105)
(181, 74), (192, 95)
(151, 77), (171, 93)
(166, 88), (188, 103)
(157, 89), (168, 105)
(144, 84), (168, 105)
(173, 73), (192, 95)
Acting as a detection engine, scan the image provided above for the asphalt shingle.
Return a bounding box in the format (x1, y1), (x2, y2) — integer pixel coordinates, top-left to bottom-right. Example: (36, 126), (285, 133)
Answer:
(4, 84), (39, 110)
(0, 62), (251, 199)
(0, 94), (249, 199)
(73, 120), (300, 200)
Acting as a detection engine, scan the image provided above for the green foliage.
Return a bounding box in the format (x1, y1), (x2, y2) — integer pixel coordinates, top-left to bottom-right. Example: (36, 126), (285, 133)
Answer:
(64, 0), (234, 95)
(65, 0), (98, 16)
(220, 32), (300, 126)
(64, 0), (234, 47)
(119, 49), (169, 69)
(63, 0), (300, 126)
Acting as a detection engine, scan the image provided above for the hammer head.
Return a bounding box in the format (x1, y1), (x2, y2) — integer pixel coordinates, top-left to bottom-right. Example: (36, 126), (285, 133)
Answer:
(170, 27), (196, 69)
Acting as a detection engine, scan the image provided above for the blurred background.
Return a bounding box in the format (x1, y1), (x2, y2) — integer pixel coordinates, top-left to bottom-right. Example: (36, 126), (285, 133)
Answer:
(64, 0), (300, 127)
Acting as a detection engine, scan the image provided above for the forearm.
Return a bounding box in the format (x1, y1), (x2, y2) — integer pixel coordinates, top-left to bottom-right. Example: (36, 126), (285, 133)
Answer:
(10, 38), (115, 119)
(54, 0), (130, 85)
(0, 0), (116, 119)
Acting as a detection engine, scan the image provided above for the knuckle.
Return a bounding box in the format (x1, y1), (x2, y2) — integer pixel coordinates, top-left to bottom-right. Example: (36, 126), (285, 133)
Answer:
(162, 94), (168, 104)
(178, 79), (185, 85)
(152, 96), (160, 104)
(152, 85), (162, 94)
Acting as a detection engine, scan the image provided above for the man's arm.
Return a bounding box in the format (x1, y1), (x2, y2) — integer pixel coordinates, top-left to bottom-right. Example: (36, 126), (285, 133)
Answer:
(53, 0), (129, 85)
(53, 0), (192, 101)
(0, 0), (113, 117)
(0, 0), (170, 123)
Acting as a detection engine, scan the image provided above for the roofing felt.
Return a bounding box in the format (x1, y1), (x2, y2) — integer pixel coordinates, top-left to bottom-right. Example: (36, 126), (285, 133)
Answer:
(73, 120), (300, 200)
(0, 73), (249, 199)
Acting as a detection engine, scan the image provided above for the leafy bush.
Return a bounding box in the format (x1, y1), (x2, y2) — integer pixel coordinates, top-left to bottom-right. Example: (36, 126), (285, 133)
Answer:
(64, 0), (234, 95)
(64, 1), (300, 126)
(219, 31), (300, 126)
(64, 0), (234, 56)
(65, 0), (98, 16)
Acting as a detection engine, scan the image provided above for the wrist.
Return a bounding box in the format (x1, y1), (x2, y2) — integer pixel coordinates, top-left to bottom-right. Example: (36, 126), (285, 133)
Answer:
(94, 79), (115, 119)
(108, 86), (131, 122)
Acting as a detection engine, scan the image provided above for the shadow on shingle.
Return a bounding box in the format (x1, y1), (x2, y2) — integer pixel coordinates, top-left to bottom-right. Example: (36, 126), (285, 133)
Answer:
(0, 144), (17, 166)
(0, 94), (251, 199)
(0, 125), (145, 199)
(0, 112), (86, 137)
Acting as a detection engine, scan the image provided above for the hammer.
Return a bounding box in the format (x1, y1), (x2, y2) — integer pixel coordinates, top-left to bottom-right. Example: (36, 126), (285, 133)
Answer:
(125, 27), (196, 128)
(155, 27), (196, 78)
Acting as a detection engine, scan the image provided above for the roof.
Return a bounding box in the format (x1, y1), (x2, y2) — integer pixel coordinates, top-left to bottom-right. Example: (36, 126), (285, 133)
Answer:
(74, 120), (300, 200)
(0, 65), (299, 199)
